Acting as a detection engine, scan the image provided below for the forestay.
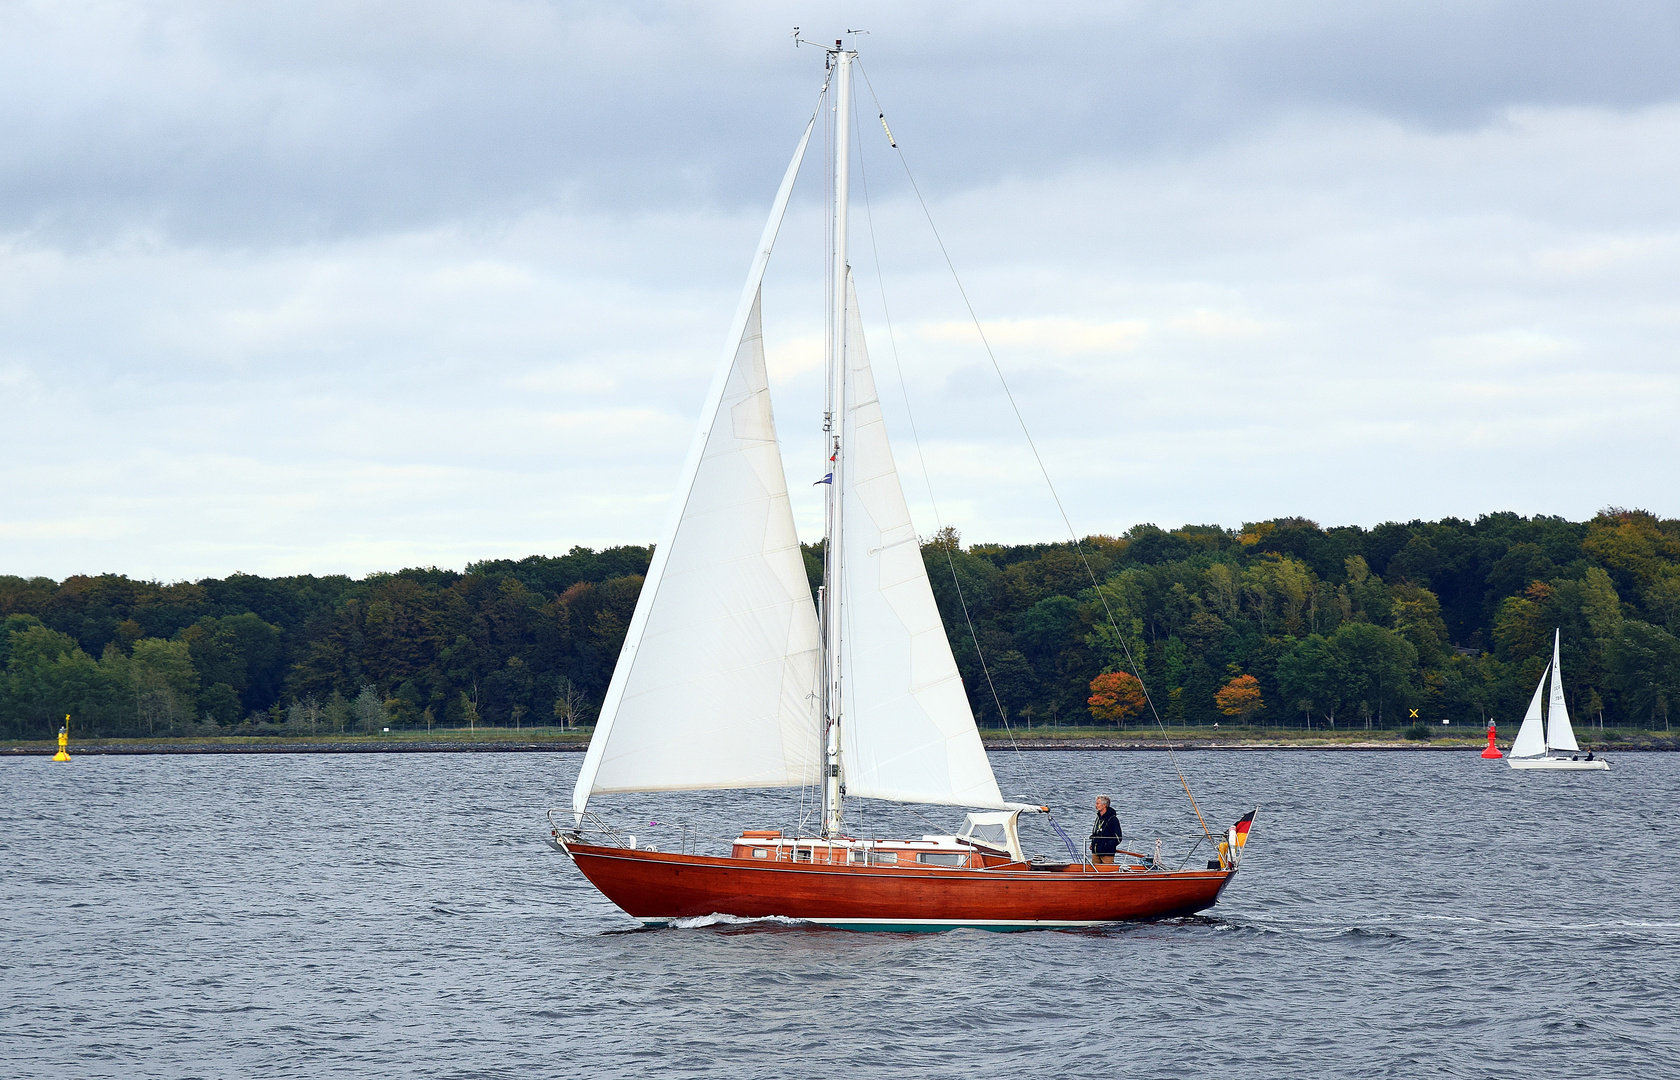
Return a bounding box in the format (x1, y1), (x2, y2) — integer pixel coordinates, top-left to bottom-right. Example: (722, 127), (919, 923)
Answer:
(573, 124), (822, 813)
(834, 274), (1010, 810)
(1546, 630), (1580, 753)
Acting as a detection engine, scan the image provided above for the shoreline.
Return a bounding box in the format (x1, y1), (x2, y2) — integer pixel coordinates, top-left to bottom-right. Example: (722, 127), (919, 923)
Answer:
(986, 740), (1670, 752)
(4, 735), (1671, 756)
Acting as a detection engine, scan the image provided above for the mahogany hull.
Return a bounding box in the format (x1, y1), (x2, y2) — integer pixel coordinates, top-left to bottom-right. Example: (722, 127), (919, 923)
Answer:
(565, 843), (1236, 930)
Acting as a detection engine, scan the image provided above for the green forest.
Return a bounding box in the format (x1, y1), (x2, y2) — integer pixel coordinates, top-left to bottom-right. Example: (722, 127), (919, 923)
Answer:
(4, 509), (1680, 740)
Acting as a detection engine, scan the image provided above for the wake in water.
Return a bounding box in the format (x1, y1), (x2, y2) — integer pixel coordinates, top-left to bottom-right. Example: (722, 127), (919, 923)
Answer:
(665, 913), (822, 936)
(598, 912), (822, 934)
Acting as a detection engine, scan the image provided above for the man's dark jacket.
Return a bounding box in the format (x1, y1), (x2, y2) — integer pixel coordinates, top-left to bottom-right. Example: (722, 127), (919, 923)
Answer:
(1090, 806), (1122, 855)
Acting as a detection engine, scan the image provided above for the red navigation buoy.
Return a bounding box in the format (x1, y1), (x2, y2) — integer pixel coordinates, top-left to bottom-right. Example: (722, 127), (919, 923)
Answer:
(1481, 720), (1503, 759)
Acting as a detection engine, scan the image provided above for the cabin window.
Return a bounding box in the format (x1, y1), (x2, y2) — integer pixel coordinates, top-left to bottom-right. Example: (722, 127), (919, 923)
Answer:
(795, 848), (812, 862)
(869, 852), (898, 865)
(751, 848), (769, 859)
(917, 853), (965, 867)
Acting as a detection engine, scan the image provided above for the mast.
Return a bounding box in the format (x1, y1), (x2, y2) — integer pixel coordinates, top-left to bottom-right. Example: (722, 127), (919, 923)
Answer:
(821, 42), (853, 838)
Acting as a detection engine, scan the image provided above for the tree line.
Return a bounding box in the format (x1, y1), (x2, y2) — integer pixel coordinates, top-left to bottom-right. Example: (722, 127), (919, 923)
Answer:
(929, 509), (1680, 734)
(0, 547), (650, 738)
(3, 509), (1678, 739)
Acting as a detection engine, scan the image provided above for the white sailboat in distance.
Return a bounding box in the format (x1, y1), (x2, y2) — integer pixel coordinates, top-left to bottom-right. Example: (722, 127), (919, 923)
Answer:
(1507, 630), (1609, 771)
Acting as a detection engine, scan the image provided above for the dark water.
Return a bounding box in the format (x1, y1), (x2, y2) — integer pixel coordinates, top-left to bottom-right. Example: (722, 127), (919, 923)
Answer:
(3, 749), (1677, 1079)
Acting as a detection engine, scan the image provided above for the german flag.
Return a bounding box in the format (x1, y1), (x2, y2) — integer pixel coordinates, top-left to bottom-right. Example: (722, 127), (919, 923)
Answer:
(1232, 810), (1257, 850)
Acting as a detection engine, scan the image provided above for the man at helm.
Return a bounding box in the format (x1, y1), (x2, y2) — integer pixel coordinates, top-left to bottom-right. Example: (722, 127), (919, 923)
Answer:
(1090, 795), (1122, 864)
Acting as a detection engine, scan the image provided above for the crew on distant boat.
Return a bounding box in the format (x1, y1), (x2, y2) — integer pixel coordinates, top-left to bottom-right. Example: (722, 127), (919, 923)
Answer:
(1090, 796), (1123, 864)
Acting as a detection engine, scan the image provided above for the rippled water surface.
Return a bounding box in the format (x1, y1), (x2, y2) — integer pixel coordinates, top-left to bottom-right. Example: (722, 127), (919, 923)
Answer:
(4, 749), (1677, 1079)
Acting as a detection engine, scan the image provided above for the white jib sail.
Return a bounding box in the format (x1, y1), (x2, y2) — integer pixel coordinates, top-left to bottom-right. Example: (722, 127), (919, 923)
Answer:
(1546, 629), (1580, 753)
(1510, 662), (1550, 759)
(573, 123), (821, 813)
(834, 273), (1009, 810)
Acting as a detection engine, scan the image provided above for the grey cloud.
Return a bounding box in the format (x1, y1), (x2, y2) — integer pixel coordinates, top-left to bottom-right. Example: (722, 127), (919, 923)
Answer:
(2, 3), (1678, 579)
(2, 2), (1677, 246)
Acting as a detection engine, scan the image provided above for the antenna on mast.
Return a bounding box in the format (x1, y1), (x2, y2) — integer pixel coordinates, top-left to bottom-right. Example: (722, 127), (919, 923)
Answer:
(792, 27), (843, 51)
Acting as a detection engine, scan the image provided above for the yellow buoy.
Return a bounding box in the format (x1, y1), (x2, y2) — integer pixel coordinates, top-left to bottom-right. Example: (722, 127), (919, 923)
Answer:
(52, 714), (71, 762)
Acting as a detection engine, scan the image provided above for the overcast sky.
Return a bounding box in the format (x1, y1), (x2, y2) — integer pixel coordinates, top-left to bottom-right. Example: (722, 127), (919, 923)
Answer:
(3, 1), (1678, 582)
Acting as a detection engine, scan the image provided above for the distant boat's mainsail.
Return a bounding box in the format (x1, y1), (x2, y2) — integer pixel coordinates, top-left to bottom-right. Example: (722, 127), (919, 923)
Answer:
(1546, 629), (1580, 753)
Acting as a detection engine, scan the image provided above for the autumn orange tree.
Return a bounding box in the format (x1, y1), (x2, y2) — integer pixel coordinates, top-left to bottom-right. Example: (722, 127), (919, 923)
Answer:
(1215, 674), (1265, 723)
(1087, 671), (1147, 725)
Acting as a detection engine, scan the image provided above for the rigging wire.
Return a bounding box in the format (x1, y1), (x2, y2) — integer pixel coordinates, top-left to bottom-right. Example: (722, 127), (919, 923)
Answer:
(851, 77), (1021, 756)
(854, 60), (1217, 846)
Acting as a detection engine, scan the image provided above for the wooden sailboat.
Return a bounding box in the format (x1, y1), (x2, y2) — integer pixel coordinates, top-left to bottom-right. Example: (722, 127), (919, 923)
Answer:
(1507, 630), (1609, 771)
(551, 41), (1254, 930)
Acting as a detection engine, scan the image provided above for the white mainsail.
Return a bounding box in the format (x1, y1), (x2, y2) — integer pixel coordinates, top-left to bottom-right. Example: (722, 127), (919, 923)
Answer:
(1546, 629), (1580, 753)
(1509, 662), (1550, 759)
(835, 273), (1009, 810)
(572, 123), (821, 813)
(574, 67), (1012, 819)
